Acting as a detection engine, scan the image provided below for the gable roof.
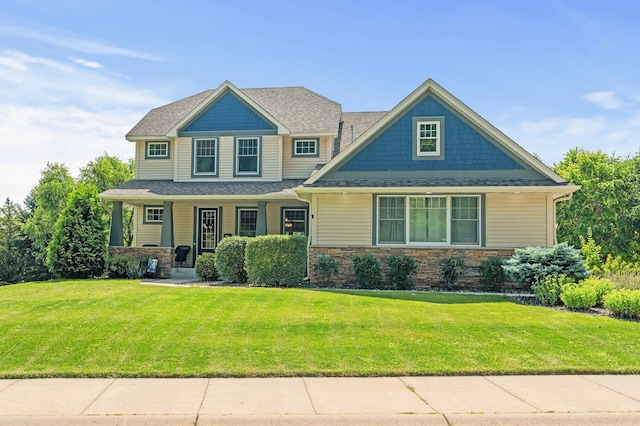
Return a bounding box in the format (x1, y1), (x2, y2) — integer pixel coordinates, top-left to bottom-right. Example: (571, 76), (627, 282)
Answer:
(340, 111), (387, 151)
(126, 82), (342, 140)
(305, 79), (568, 185)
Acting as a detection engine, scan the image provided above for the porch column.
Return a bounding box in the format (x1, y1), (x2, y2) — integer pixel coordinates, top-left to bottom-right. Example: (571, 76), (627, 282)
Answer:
(160, 201), (174, 248)
(109, 201), (124, 247)
(256, 201), (267, 236)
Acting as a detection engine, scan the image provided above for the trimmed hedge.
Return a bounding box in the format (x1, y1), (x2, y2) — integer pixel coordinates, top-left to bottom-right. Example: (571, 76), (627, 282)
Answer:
(581, 277), (616, 306)
(560, 284), (597, 309)
(195, 253), (218, 281)
(245, 234), (307, 287)
(603, 289), (640, 318)
(215, 236), (248, 283)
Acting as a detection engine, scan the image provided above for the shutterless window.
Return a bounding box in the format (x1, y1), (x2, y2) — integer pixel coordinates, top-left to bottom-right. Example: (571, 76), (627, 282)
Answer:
(410, 197), (447, 243)
(283, 209), (307, 235)
(417, 121), (440, 156)
(294, 139), (317, 155)
(194, 139), (217, 175)
(147, 142), (168, 158)
(378, 197), (406, 244)
(145, 207), (163, 223)
(236, 137), (259, 174)
(237, 209), (258, 237)
(451, 196), (479, 245)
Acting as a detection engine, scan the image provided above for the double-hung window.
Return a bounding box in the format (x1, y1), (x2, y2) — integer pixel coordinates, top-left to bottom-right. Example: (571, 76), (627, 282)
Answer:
(377, 195), (480, 246)
(235, 137), (260, 175)
(417, 121), (440, 156)
(193, 138), (217, 176)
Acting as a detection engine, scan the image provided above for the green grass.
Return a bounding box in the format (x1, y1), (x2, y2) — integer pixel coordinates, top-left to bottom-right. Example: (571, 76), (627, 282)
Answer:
(0, 280), (638, 378)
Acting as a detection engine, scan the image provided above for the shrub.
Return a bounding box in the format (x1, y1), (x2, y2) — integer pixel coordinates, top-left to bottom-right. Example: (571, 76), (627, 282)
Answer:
(215, 236), (249, 283)
(603, 289), (640, 318)
(315, 254), (339, 286)
(479, 257), (506, 292)
(195, 253), (218, 281)
(581, 277), (616, 306)
(502, 243), (589, 289)
(440, 257), (467, 289)
(105, 254), (142, 279)
(352, 254), (382, 289)
(600, 255), (640, 275)
(560, 283), (597, 309)
(579, 227), (603, 273)
(245, 234), (307, 287)
(533, 274), (574, 306)
(387, 254), (418, 290)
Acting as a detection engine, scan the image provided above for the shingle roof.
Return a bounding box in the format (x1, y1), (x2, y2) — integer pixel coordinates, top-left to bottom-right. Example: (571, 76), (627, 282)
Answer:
(100, 179), (305, 198)
(126, 86), (342, 139)
(303, 178), (566, 188)
(340, 111), (387, 151)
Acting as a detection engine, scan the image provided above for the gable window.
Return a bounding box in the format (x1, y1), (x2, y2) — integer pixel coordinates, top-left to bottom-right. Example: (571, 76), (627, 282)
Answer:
(377, 195), (480, 246)
(144, 206), (163, 224)
(237, 208), (258, 237)
(417, 121), (440, 156)
(146, 141), (169, 159)
(282, 208), (308, 235)
(293, 138), (319, 157)
(235, 137), (260, 175)
(193, 138), (217, 176)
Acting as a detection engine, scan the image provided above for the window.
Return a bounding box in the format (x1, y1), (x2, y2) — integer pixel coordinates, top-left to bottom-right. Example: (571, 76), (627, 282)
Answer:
(235, 137), (260, 175)
(237, 208), (258, 237)
(146, 141), (169, 159)
(377, 195), (480, 246)
(293, 138), (319, 157)
(417, 121), (440, 156)
(193, 138), (217, 176)
(144, 206), (163, 224)
(282, 208), (307, 235)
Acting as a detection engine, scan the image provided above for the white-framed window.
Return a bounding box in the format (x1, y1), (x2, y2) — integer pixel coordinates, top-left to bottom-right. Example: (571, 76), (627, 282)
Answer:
(146, 141), (169, 159)
(416, 121), (440, 156)
(237, 208), (258, 237)
(235, 137), (260, 175)
(282, 208), (307, 235)
(377, 195), (480, 246)
(293, 138), (318, 157)
(193, 138), (217, 176)
(144, 206), (164, 224)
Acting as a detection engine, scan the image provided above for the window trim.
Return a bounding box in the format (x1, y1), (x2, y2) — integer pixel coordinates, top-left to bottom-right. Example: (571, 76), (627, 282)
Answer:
(145, 141), (170, 159)
(235, 207), (258, 237)
(281, 207), (309, 235)
(234, 136), (262, 176)
(292, 138), (320, 157)
(192, 138), (219, 177)
(376, 195), (481, 246)
(412, 116), (445, 160)
(143, 205), (164, 225)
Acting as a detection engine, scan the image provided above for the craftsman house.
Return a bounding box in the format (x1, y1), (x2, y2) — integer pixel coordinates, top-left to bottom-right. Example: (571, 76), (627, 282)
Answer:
(100, 79), (578, 286)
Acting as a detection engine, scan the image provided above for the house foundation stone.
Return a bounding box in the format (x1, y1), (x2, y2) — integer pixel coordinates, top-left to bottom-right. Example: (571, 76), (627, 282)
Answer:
(108, 247), (174, 278)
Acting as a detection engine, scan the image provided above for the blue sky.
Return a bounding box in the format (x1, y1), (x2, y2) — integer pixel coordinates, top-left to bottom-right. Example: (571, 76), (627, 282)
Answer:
(1, 0), (639, 204)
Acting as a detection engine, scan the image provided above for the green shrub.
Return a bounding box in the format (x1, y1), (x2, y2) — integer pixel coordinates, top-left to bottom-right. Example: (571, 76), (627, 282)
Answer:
(215, 236), (249, 283)
(600, 255), (640, 275)
(533, 274), (574, 306)
(502, 243), (589, 289)
(579, 227), (604, 273)
(352, 254), (382, 289)
(479, 257), (506, 292)
(105, 254), (142, 279)
(387, 254), (418, 290)
(245, 234), (307, 287)
(195, 253), (218, 281)
(560, 283), (597, 309)
(603, 289), (640, 318)
(314, 254), (339, 286)
(440, 257), (467, 289)
(581, 277), (616, 306)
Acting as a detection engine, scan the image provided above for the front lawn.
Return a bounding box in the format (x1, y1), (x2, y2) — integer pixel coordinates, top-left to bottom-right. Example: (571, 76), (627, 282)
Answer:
(0, 280), (638, 378)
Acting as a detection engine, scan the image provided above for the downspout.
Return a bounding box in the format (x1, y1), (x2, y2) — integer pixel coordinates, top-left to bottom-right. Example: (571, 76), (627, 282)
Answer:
(295, 191), (313, 280)
(552, 193), (574, 245)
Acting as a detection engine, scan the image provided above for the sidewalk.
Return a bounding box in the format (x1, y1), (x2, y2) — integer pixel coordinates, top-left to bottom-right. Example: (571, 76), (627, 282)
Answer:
(0, 375), (639, 425)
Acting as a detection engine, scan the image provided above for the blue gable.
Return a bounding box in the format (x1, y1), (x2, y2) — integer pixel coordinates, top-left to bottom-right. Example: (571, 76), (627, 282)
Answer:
(338, 94), (525, 172)
(182, 91), (276, 132)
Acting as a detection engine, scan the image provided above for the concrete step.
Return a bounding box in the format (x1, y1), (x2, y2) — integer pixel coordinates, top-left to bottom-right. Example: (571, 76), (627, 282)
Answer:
(170, 267), (197, 279)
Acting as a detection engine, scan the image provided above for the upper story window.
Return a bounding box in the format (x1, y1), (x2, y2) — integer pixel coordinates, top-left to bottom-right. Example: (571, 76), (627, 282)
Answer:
(417, 121), (440, 156)
(193, 138), (218, 176)
(293, 138), (319, 157)
(144, 206), (164, 224)
(235, 137), (261, 176)
(146, 141), (169, 159)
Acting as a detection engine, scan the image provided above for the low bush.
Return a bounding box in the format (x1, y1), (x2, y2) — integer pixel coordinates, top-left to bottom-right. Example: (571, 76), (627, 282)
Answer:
(560, 283), (597, 309)
(387, 254), (418, 290)
(479, 257), (506, 292)
(603, 289), (640, 319)
(245, 234), (307, 287)
(215, 236), (249, 283)
(581, 277), (616, 306)
(106, 254), (143, 279)
(195, 253), (218, 281)
(502, 243), (589, 289)
(352, 254), (382, 289)
(533, 274), (574, 306)
(440, 257), (466, 289)
(314, 254), (339, 286)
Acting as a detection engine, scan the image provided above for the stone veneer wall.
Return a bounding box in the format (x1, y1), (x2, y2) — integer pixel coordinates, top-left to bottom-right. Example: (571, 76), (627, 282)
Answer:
(108, 247), (174, 278)
(309, 246), (516, 290)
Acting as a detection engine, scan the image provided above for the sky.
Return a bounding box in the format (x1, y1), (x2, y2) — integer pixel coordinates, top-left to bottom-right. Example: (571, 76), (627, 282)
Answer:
(1, 0), (639, 204)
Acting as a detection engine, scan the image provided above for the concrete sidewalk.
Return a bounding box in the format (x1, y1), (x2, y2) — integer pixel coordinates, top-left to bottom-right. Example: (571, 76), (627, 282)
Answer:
(0, 375), (638, 425)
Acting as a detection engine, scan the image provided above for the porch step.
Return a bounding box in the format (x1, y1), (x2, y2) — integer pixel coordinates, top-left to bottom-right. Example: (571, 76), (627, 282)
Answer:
(170, 267), (197, 279)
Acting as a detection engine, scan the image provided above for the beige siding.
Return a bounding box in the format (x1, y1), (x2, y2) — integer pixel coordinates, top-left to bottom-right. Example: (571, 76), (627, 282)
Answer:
(135, 206), (163, 247)
(486, 193), (549, 248)
(261, 135), (279, 180)
(282, 137), (331, 179)
(135, 141), (174, 180)
(315, 194), (372, 246)
(176, 137), (193, 181)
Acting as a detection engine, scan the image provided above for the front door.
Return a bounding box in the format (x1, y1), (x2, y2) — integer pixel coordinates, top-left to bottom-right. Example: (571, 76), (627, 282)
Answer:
(198, 208), (218, 255)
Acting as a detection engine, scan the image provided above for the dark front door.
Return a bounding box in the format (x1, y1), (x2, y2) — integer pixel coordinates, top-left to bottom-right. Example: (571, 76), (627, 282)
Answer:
(197, 208), (218, 255)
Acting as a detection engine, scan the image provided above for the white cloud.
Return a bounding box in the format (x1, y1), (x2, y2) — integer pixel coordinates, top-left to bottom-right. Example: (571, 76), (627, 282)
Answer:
(583, 91), (623, 109)
(72, 58), (103, 69)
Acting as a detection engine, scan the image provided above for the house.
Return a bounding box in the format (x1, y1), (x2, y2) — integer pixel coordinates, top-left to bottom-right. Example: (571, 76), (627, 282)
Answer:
(100, 79), (579, 287)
